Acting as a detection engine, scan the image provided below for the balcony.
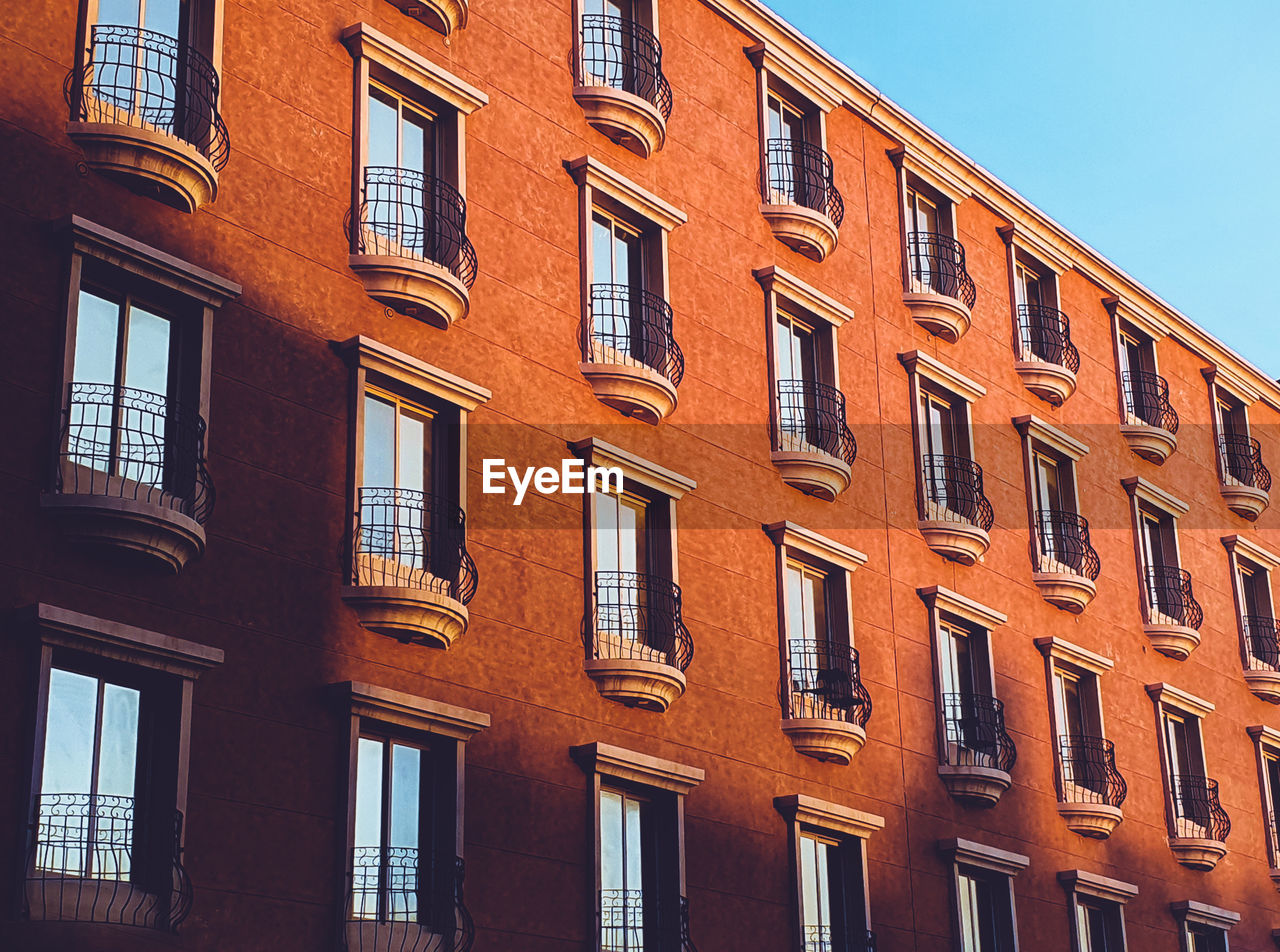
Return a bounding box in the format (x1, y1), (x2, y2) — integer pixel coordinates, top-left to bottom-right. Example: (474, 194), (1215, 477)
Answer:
(1266, 812), (1280, 891)
(761, 140), (844, 261)
(1242, 616), (1280, 704)
(24, 793), (190, 931)
(903, 233), (977, 342)
(803, 926), (878, 951)
(580, 284), (684, 424)
(1015, 304), (1080, 405)
(938, 693), (1016, 806)
(65, 26), (228, 212)
(1166, 775), (1230, 870)
(1055, 735), (1127, 838)
(599, 891), (695, 952)
(1219, 433), (1271, 520)
(341, 488), (478, 648)
(772, 380), (856, 501)
(919, 455), (994, 565)
(574, 14), (672, 158)
(1120, 370), (1179, 463)
(385, 0), (469, 36)
(1031, 510), (1100, 613)
(1142, 565), (1203, 660)
(780, 639), (872, 766)
(346, 850), (472, 952)
(348, 167), (478, 328)
(584, 571), (693, 712)
(42, 382), (213, 572)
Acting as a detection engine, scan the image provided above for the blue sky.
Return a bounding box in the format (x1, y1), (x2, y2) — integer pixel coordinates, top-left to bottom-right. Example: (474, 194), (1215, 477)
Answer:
(763, 0), (1280, 377)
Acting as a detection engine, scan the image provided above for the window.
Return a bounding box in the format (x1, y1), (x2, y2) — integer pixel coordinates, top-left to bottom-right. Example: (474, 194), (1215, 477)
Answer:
(1123, 479), (1201, 659)
(1001, 232), (1079, 404)
(1107, 303), (1178, 462)
(338, 336), (490, 648)
(568, 156), (687, 423)
(766, 523), (871, 764)
(1057, 870), (1135, 952)
(572, 742), (704, 952)
(939, 839), (1028, 952)
(337, 681), (489, 952)
(22, 604), (222, 931)
(904, 181), (958, 297)
(758, 267), (856, 500)
(1247, 726), (1280, 876)
(1170, 902), (1238, 952)
(1204, 367), (1271, 519)
(343, 23), (487, 328)
(1225, 537), (1280, 697)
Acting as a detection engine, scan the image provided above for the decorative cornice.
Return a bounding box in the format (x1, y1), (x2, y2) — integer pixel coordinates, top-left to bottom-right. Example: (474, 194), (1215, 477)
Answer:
(1202, 365), (1262, 406)
(1146, 682), (1215, 719)
(887, 144), (969, 205)
(341, 22), (488, 114)
(744, 42), (841, 114)
(1057, 869), (1138, 905)
(1222, 534), (1280, 572)
(337, 336), (491, 411)
(898, 351), (986, 403)
(1247, 725), (1280, 749)
(997, 222), (1072, 274)
(754, 266), (855, 327)
(763, 522), (867, 572)
(1169, 900), (1240, 931)
(1013, 415), (1089, 460)
(337, 681), (490, 741)
(918, 586), (1007, 630)
(937, 838), (1029, 877)
(564, 156), (687, 231)
(570, 742), (705, 794)
(1035, 637), (1113, 676)
(774, 795), (885, 840)
(1121, 477), (1189, 517)
(567, 438), (697, 498)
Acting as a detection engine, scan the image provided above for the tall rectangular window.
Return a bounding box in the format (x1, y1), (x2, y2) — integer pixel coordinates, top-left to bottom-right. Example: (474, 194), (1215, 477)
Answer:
(600, 787), (651, 951)
(956, 865), (1016, 952)
(1076, 897), (1124, 951)
(352, 736), (427, 922)
(797, 833), (867, 950)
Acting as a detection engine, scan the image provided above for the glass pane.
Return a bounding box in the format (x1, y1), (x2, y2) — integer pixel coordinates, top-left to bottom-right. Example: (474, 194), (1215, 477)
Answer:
(785, 564), (805, 644)
(363, 394), (397, 487)
(144, 0), (182, 39)
(353, 738), (384, 848)
(401, 107), (433, 178)
(600, 790), (623, 890)
(596, 492), (620, 574)
(97, 684), (140, 798)
(803, 572), (827, 642)
(592, 213), (615, 286)
(397, 406), (430, 493)
(97, 0), (142, 27)
(74, 291), (121, 386)
(42, 669), (98, 795)
(389, 744), (420, 850)
(119, 305), (171, 486)
(956, 871), (981, 952)
(122, 305), (170, 396)
(623, 796), (642, 889)
(368, 88), (400, 169)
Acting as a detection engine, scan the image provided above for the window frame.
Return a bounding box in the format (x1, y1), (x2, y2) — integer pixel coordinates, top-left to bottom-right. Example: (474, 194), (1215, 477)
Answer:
(1146, 683), (1216, 838)
(1104, 299), (1169, 426)
(1121, 477), (1190, 626)
(888, 148), (969, 293)
(1223, 535), (1280, 674)
(900, 351), (986, 524)
(1035, 638), (1113, 805)
(1057, 870), (1136, 952)
(1170, 901), (1238, 952)
(938, 838), (1028, 952)
(1014, 416), (1089, 573)
(1203, 366), (1263, 488)
(1247, 725), (1280, 874)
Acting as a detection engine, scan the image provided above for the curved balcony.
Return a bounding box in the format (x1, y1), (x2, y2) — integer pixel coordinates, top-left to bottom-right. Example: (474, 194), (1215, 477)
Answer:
(1120, 370), (1178, 463)
(575, 14), (671, 157)
(772, 379), (856, 501)
(341, 488), (478, 648)
(65, 26), (228, 211)
(1015, 304), (1080, 405)
(1167, 775), (1230, 870)
(939, 693), (1016, 806)
(43, 382), (212, 572)
(803, 926), (878, 951)
(1242, 616), (1280, 703)
(585, 571), (692, 712)
(385, 0), (469, 36)
(1055, 735), (1126, 838)
(762, 139), (844, 261)
(1142, 565), (1203, 660)
(1032, 510), (1100, 613)
(919, 455), (994, 565)
(346, 850), (473, 952)
(1219, 433), (1271, 520)
(779, 639), (872, 766)
(904, 232), (976, 342)
(25, 793), (190, 931)
(1266, 812), (1280, 890)
(599, 891), (696, 952)
(580, 284), (683, 424)
(348, 167), (478, 328)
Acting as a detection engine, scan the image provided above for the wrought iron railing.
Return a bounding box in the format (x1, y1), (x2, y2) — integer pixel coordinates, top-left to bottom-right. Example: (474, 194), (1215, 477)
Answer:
(765, 139), (844, 226)
(1168, 775), (1230, 842)
(1243, 615), (1280, 672)
(921, 454), (994, 531)
(25, 793), (191, 932)
(352, 166), (478, 289)
(780, 639), (872, 727)
(578, 14), (672, 121)
(1219, 433), (1272, 491)
(1121, 370), (1178, 434)
(774, 380), (857, 465)
(802, 926), (878, 952)
(352, 487), (478, 604)
(55, 381), (214, 523)
(587, 571), (693, 671)
(66, 25), (229, 171)
(347, 850), (474, 952)
(583, 284), (684, 386)
(1267, 810), (1280, 867)
(940, 693), (1016, 772)
(906, 232), (976, 308)
(599, 890), (695, 952)
(1143, 565), (1202, 630)
(1034, 509), (1100, 580)
(1016, 304), (1079, 373)
(1055, 735), (1127, 807)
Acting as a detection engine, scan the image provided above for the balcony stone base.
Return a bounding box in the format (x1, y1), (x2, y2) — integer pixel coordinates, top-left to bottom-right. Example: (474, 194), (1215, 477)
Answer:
(573, 85), (666, 158)
(938, 764), (1011, 807)
(781, 718), (866, 766)
(580, 361), (677, 424)
(1244, 669), (1280, 704)
(1144, 622), (1200, 661)
(771, 450), (851, 501)
(1168, 836), (1228, 871)
(902, 291), (971, 343)
(1057, 801), (1123, 839)
(340, 584), (468, 648)
(759, 203), (839, 262)
(1014, 360), (1077, 407)
(1031, 571), (1096, 614)
(1220, 482), (1269, 521)
(585, 657), (685, 712)
(68, 120), (218, 213)
(918, 519), (990, 566)
(1120, 423), (1177, 464)
(41, 493), (205, 573)
(385, 0), (468, 35)
(349, 253), (469, 329)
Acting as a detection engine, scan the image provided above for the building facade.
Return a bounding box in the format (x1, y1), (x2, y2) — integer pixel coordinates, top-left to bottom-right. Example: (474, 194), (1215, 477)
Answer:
(2, 0), (1280, 950)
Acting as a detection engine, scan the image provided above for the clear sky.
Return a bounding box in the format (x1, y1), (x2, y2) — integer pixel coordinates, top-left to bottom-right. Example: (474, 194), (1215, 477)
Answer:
(761, 0), (1280, 378)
